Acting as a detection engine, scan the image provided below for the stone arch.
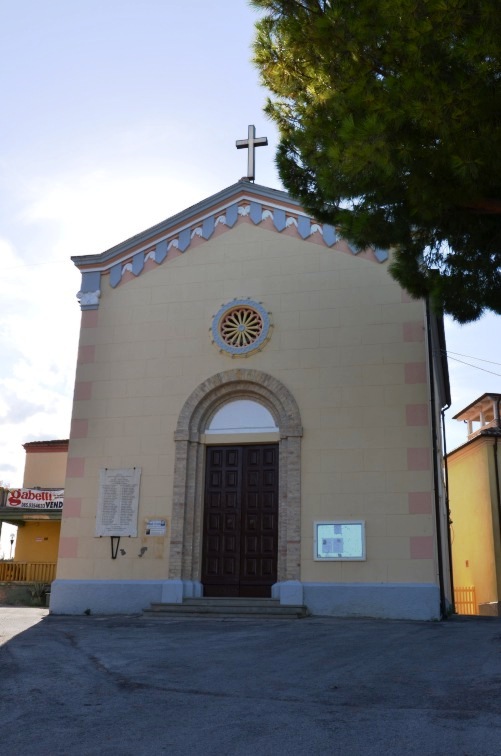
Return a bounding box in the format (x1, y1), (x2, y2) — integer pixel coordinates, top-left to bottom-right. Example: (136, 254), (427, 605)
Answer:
(169, 369), (303, 587)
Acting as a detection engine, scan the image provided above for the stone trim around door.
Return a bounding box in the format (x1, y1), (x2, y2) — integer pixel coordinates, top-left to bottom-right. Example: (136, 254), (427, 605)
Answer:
(169, 370), (303, 592)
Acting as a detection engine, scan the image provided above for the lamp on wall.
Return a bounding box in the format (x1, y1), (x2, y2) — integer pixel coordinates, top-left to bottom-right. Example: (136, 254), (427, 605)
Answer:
(9, 533), (14, 559)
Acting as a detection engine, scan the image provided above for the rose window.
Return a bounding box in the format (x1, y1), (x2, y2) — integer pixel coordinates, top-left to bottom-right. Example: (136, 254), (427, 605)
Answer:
(211, 299), (271, 357)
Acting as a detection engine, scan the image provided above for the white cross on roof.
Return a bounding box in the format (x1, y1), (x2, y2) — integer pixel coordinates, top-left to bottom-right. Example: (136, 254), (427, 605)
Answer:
(236, 124), (268, 182)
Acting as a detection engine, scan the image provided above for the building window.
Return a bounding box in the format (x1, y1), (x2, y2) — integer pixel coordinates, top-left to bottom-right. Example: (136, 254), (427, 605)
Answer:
(211, 299), (271, 357)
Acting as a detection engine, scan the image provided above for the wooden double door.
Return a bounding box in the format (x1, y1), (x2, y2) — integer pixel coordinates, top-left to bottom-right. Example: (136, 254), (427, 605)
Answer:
(201, 444), (279, 597)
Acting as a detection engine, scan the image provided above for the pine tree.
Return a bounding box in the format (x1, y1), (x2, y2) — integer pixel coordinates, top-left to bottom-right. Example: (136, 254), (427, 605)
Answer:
(252, 0), (501, 322)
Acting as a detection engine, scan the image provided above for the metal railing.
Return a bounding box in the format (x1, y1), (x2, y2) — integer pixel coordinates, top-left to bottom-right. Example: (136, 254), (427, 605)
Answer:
(454, 585), (477, 615)
(0, 562), (56, 583)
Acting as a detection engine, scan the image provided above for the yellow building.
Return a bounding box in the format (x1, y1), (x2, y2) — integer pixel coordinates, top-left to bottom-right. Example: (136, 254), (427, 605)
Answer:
(448, 394), (501, 615)
(0, 440), (68, 583)
(50, 177), (452, 619)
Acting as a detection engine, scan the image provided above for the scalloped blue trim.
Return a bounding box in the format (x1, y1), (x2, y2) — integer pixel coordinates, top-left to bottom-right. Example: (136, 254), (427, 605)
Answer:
(155, 239), (168, 263)
(132, 252), (144, 276)
(212, 299), (271, 356)
(374, 247), (389, 262)
(98, 202), (388, 297)
(298, 216), (311, 239)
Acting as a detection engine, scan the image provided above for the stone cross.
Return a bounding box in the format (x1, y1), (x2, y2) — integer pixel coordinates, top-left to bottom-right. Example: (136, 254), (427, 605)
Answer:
(236, 125), (268, 182)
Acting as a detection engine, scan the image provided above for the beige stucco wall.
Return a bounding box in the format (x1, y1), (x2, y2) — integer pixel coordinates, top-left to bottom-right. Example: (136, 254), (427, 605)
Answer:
(59, 220), (436, 584)
(448, 437), (501, 608)
(23, 449), (67, 488)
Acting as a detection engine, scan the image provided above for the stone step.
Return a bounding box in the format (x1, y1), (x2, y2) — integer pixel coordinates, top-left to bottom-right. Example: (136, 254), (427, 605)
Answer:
(143, 598), (309, 619)
(185, 597), (281, 608)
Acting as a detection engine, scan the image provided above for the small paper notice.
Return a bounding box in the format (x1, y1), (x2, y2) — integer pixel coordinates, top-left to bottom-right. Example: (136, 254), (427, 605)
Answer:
(145, 519), (167, 536)
(321, 537), (344, 554)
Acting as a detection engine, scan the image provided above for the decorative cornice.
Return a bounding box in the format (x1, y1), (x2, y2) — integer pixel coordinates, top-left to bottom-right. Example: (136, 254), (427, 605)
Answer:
(71, 181), (389, 309)
(77, 290), (101, 309)
(23, 440), (69, 453)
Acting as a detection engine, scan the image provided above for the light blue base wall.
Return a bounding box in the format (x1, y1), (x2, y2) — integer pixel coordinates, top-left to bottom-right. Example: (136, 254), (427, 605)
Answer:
(273, 581), (441, 620)
(50, 579), (440, 620)
(49, 579), (202, 615)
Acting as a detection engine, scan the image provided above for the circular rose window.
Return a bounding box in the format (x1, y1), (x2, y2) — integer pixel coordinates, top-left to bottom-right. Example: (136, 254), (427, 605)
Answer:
(212, 299), (271, 357)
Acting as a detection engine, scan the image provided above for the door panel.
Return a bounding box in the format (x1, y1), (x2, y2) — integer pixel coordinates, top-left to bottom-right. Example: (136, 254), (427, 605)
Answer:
(202, 444), (278, 597)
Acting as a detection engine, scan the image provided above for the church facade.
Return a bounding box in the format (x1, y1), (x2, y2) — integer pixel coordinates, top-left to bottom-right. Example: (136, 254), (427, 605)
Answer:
(50, 180), (452, 619)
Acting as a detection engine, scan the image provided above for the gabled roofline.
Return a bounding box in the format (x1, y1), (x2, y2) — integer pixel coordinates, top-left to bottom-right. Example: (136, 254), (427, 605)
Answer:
(72, 181), (302, 269)
(72, 180), (389, 310)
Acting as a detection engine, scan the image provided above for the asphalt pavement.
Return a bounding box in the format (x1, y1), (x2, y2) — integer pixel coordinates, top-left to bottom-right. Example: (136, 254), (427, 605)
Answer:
(1, 608), (501, 755)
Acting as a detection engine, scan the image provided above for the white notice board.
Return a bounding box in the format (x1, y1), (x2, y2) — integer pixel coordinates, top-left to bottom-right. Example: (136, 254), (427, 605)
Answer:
(95, 468), (141, 537)
(314, 521), (366, 560)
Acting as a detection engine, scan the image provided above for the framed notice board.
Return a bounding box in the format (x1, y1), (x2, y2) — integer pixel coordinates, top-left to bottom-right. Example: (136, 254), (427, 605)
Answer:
(314, 521), (366, 561)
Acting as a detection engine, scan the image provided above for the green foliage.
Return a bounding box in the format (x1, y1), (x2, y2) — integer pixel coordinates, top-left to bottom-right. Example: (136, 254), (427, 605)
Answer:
(29, 582), (47, 601)
(252, 0), (501, 321)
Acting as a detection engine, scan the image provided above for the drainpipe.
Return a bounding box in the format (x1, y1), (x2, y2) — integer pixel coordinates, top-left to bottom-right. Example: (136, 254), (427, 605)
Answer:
(495, 399), (501, 601)
(495, 435), (501, 540)
(441, 406), (454, 612)
(426, 298), (447, 618)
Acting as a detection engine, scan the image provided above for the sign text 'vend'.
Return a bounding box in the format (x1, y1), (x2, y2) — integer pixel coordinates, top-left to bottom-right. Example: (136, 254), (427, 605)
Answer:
(6, 489), (64, 510)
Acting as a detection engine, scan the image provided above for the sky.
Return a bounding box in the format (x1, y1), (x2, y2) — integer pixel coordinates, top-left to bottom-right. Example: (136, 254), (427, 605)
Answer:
(0, 0), (500, 497)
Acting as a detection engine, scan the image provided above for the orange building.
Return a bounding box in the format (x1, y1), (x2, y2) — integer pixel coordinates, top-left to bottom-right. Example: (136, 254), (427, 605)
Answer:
(0, 440), (68, 583)
(448, 394), (501, 616)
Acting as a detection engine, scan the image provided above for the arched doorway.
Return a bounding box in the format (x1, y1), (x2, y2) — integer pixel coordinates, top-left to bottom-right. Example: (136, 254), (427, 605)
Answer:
(169, 370), (303, 596)
(203, 400), (278, 596)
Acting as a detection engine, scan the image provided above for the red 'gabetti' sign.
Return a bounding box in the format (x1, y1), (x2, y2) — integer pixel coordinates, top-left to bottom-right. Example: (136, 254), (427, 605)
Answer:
(6, 489), (64, 510)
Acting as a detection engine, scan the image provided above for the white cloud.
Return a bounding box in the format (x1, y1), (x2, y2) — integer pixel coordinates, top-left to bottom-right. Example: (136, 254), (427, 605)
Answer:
(20, 167), (219, 258)
(0, 396), (45, 424)
(0, 234), (79, 485)
(0, 161), (220, 486)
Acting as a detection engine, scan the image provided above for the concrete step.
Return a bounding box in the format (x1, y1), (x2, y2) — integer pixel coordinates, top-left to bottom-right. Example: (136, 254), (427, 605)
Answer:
(143, 597), (309, 619)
